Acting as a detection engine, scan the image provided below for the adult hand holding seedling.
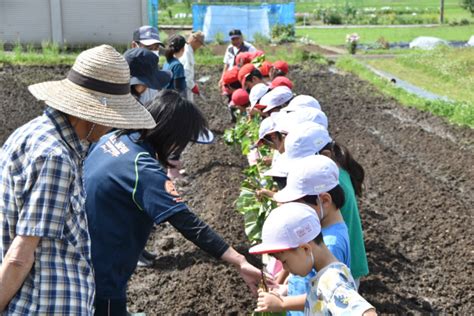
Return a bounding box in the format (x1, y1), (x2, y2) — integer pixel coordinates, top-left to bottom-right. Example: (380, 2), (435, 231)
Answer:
(221, 247), (275, 295)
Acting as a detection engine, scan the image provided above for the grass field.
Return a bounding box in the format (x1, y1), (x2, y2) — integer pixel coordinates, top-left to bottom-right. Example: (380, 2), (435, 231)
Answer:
(295, 0), (472, 20)
(296, 25), (474, 45)
(366, 47), (474, 104)
(158, 0), (473, 25)
(336, 52), (474, 127)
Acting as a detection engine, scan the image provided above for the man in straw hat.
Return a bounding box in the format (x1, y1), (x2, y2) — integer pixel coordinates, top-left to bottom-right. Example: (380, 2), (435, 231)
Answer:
(0, 45), (155, 315)
(179, 31), (206, 102)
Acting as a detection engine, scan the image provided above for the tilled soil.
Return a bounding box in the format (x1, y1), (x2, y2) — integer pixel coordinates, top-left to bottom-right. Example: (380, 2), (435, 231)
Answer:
(1, 63), (472, 315)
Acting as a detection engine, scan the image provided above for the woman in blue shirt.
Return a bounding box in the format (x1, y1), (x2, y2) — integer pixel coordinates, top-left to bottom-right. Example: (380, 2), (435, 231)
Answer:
(163, 34), (187, 96)
(85, 90), (266, 316)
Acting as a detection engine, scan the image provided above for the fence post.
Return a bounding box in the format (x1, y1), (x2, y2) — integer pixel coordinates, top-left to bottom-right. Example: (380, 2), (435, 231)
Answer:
(50, 0), (63, 45)
(440, 0), (445, 24)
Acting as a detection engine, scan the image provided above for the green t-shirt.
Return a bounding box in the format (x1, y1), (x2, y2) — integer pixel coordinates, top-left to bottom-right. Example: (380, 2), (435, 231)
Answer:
(339, 168), (369, 279)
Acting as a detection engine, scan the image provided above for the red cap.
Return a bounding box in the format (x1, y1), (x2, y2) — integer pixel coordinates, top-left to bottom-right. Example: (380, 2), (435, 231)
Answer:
(259, 61), (273, 77)
(235, 52), (252, 67)
(270, 76), (293, 90)
(273, 60), (289, 74)
(222, 67), (240, 85)
(238, 63), (256, 87)
(231, 88), (250, 107)
(249, 50), (265, 60)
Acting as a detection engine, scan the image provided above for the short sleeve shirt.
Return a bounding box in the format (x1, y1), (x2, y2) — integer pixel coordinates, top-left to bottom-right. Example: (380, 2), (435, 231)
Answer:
(223, 41), (257, 70)
(0, 107), (94, 315)
(305, 262), (374, 315)
(339, 168), (369, 279)
(84, 131), (187, 299)
(163, 57), (186, 92)
(287, 222), (351, 316)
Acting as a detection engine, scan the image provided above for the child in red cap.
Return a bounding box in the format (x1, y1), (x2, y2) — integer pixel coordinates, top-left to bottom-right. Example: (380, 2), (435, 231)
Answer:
(230, 88), (250, 115)
(270, 60), (289, 80)
(270, 76), (293, 90)
(259, 61), (273, 79)
(239, 63), (265, 91)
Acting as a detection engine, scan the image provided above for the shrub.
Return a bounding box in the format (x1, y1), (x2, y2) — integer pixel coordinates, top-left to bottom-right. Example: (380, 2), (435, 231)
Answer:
(376, 37), (390, 50)
(271, 24), (295, 43)
(325, 12), (343, 24)
(214, 32), (225, 45)
(253, 32), (271, 46)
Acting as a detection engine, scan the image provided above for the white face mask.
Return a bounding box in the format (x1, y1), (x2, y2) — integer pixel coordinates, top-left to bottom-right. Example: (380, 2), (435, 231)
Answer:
(152, 50), (160, 57)
(139, 88), (158, 105)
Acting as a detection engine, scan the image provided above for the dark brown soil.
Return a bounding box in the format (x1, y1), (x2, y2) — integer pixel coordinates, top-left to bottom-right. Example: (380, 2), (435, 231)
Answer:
(1, 63), (472, 315)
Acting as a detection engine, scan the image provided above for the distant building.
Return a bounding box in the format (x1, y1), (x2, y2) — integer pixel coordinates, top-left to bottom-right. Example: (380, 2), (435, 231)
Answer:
(0, 0), (158, 46)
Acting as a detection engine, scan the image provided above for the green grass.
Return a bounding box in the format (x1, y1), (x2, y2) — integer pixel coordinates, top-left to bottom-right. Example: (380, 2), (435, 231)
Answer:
(194, 43), (329, 65)
(295, 0), (472, 20)
(296, 25), (474, 45)
(336, 55), (474, 127)
(159, 2), (192, 25)
(0, 51), (76, 65)
(158, 0), (473, 25)
(366, 47), (474, 104)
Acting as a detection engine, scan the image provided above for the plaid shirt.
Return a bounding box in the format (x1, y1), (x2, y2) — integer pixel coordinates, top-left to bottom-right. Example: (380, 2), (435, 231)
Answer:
(0, 107), (95, 315)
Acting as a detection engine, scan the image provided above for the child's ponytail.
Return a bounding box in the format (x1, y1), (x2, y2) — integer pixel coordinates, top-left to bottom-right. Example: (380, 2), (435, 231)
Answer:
(321, 141), (365, 197)
(165, 34), (186, 63)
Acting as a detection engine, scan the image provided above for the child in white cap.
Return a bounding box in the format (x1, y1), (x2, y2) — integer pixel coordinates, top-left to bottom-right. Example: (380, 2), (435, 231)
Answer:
(250, 202), (376, 316)
(262, 121), (370, 288)
(257, 155), (352, 314)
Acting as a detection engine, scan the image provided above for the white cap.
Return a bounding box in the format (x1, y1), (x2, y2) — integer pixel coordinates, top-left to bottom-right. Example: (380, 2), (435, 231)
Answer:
(249, 83), (270, 107)
(283, 95), (321, 112)
(285, 122), (332, 161)
(274, 155), (339, 202)
(284, 107), (329, 130)
(263, 153), (289, 177)
(256, 114), (288, 146)
(258, 117), (277, 141)
(260, 86), (293, 113)
(249, 202), (321, 255)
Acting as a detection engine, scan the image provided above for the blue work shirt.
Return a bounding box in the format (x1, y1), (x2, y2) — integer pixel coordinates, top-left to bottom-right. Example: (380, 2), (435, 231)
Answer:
(163, 57), (186, 92)
(84, 131), (187, 300)
(287, 221), (351, 316)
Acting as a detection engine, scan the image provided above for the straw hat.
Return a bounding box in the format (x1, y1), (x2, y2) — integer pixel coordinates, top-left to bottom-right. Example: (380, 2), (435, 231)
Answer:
(28, 45), (156, 129)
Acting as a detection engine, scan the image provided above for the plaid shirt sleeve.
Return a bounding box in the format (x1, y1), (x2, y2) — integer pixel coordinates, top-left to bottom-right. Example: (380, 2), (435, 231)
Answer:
(16, 153), (73, 239)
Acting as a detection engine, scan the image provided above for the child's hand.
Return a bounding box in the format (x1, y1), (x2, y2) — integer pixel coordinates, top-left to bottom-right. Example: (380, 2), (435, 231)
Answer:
(262, 156), (273, 166)
(255, 289), (285, 312)
(256, 188), (275, 200)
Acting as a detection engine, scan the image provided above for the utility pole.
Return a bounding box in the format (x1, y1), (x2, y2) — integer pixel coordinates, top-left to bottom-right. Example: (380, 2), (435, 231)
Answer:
(440, 0), (445, 24)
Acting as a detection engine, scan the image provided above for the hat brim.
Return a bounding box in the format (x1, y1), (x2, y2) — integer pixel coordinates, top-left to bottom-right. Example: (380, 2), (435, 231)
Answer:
(263, 167), (287, 178)
(230, 35), (242, 39)
(192, 129), (215, 144)
(140, 39), (164, 47)
(28, 79), (156, 129)
(249, 243), (293, 255)
(130, 70), (172, 90)
(262, 104), (282, 113)
(273, 187), (306, 203)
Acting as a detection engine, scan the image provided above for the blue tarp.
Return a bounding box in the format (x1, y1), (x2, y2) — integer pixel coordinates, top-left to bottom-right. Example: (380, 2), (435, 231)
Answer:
(192, 2), (295, 42)
(149, 0), (159, 27)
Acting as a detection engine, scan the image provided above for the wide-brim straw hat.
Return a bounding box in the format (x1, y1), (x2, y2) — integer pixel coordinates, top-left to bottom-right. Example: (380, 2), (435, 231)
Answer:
(28, 45), (156, 129)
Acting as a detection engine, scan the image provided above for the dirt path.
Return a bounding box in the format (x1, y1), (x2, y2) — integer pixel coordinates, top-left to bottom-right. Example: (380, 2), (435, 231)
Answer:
(1, 64), (472, 314)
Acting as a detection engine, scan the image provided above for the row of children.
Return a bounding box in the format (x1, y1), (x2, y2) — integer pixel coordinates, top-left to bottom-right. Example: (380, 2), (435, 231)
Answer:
(219, 42), (377, 315)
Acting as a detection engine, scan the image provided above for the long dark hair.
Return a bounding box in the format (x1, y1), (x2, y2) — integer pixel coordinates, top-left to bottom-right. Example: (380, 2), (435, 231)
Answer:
(137, 90), (208, 168)
(320, 142), (365, 197)
(165, 34), (186, 62)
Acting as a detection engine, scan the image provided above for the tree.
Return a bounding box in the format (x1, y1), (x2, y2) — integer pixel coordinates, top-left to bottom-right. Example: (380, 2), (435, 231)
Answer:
(460, 0), (474, 15)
